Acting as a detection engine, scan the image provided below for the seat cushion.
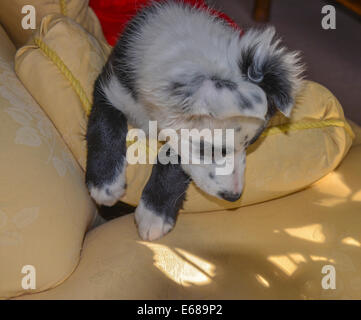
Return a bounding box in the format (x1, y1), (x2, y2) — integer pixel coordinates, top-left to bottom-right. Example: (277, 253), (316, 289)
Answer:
(17, 142), (361, 299)
(15, 14), (354, 212)
(0, 25), (97, 299)
(0, 0), (106, 48)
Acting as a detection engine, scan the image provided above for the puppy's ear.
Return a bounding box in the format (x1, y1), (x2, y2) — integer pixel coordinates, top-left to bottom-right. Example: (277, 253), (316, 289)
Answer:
(239, 27), (304, 117)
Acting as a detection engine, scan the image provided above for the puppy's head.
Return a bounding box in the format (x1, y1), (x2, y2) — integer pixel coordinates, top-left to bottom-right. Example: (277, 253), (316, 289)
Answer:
(175, 27), (304, 201)
(146, 26), (304, 201)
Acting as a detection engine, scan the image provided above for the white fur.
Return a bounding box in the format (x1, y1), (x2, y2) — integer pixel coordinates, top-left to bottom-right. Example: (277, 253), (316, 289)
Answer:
(182, 149), (246, 199)
(110, 2), (271, 130)
(135, 200), (174, 241)
(178, 116), (261, 198)
(102, 75), (150, 131)
(89, 164), (126, 206)
(102, 3), (303, 134)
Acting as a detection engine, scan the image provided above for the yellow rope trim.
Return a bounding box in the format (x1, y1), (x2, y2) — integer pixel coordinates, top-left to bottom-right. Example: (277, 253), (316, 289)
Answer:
(260, 119), (355, 139)
(59, 0), (67, 16)
(34, 37), (92, 116)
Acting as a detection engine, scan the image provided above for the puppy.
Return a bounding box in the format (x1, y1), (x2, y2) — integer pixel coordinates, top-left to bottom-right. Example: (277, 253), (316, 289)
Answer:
(86, 0), (304, 240)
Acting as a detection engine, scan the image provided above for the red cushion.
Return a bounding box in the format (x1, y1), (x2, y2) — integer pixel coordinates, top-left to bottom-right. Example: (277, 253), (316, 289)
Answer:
(89, 0), (241, 46)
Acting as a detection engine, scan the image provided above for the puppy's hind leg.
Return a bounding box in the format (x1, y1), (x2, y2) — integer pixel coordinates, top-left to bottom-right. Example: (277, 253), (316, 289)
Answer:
(86, 78), (128, 207)
(135, 159), (191, 241)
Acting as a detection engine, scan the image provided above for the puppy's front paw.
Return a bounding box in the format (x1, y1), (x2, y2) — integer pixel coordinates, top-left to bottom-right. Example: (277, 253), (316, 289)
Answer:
(89, 182), (126, 207)
(88, 171), (126, 207)
(135, 201), (174, 241)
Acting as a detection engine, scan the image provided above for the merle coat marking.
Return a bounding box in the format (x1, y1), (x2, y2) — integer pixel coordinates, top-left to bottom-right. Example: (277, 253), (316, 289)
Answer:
(86, 0), (304, 240)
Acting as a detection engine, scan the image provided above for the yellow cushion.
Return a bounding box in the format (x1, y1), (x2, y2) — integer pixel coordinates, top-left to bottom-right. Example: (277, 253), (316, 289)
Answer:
(0, 25), (97, 299)
(16, 14), (112, 171)
(348, 119), (361, 146)
(16, 142), (361, 299)
(0, 0), (106, 48)
(15, 15), (354, 213)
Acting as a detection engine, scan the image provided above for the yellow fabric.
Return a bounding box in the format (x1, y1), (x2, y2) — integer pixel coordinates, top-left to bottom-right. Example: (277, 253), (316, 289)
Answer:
(348, 119), (361, 146)
(0, 0), (106, 48)
(15, 14), (353, 212)
(16, 15), (111, 170)
(17, 142), (361, 300)
(261, 119), (354, 140)
(0, 25), (97, 299)
(33, 37), (92, 116)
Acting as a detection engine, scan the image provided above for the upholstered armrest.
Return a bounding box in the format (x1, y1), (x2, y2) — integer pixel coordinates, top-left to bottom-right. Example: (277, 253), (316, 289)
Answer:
(0, 25), (97, 300)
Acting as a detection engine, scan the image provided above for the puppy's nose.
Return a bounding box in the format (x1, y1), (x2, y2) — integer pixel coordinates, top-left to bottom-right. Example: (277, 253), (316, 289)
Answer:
(218, 191), (242, 202)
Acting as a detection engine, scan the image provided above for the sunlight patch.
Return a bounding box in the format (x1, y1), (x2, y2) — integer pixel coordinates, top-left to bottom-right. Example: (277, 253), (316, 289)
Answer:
(352, 189), (361, 202)
(255, 274), (270, 288)
(341, 237), (361, 247)
(139, 242), (215, 287)
(267, 255), (298, 276)
(284, 224), (326, 243)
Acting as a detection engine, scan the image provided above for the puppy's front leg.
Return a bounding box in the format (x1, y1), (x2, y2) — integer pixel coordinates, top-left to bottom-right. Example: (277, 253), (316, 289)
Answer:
(135, 160), (191, 241)
(86, 82), (128, 207)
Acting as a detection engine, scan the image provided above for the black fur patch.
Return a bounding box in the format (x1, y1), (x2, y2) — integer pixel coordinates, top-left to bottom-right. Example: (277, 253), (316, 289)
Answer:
(141, 158), (190, 224)
(239, 42), (294, 114)
(85, 77), (128, 189)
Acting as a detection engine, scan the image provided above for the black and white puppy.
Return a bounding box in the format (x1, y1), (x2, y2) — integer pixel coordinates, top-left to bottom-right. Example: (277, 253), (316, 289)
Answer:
(86, 0), (304, 240)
